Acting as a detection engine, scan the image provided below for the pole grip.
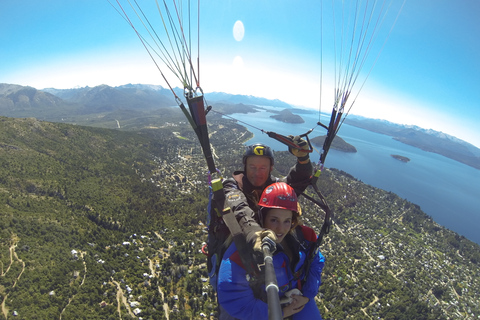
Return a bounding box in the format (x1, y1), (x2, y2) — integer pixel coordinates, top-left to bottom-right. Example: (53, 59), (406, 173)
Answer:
(263, 240), (283, 320)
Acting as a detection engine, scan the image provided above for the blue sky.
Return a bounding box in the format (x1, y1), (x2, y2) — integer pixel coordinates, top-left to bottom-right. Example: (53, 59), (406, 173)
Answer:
(1, 0), (479, 148)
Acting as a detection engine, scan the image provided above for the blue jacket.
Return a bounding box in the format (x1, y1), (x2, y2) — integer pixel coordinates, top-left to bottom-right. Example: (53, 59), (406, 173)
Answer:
(217, 226), (325, 320)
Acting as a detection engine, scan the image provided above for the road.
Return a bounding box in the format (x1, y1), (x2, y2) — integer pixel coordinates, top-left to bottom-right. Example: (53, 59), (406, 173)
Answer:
(1, 235), (24, 319)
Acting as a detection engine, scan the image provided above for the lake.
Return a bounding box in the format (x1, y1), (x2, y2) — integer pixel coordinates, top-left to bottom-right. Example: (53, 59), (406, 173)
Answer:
(225, 107), (480, 245)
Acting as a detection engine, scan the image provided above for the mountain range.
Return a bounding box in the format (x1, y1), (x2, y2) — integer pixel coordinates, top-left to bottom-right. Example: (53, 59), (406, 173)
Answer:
(345, 116), (480, 170)
(1, 83), (479, 170)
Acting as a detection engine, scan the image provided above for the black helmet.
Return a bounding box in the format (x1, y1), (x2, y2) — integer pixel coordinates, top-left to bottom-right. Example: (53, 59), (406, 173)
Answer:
(242, 143), (274, 165)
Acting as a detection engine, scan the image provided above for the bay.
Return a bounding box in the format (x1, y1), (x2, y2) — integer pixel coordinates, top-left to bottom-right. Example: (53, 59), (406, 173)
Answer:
(225, 108), (480, 245)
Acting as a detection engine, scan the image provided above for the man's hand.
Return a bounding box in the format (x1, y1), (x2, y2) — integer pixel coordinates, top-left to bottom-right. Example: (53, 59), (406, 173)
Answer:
(252, 229), (277, 253)
(288, 135), (310, 163)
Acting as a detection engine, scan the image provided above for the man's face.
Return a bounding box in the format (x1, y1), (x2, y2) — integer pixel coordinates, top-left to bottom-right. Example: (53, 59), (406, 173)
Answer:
(245, 156), (272, 187)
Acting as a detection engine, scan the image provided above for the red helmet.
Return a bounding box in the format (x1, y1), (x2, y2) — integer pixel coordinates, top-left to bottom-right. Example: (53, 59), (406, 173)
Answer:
(258, 182), (298, 212)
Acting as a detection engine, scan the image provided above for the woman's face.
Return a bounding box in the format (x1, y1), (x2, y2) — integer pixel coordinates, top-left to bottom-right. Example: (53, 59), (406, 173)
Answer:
(264, 208), (293, 244)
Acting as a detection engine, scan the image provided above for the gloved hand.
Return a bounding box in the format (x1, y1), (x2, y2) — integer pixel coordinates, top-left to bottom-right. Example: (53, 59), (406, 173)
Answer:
(253, 229), (277, 253)
(288, 135), (310, 162)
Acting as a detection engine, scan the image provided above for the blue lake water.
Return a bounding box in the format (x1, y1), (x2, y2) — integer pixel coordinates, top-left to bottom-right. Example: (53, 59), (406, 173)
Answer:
(226, 108), (480, 245)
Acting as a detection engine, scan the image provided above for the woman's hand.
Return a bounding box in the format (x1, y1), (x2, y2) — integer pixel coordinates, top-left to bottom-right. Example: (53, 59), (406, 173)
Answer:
(282, 294), (309, 318)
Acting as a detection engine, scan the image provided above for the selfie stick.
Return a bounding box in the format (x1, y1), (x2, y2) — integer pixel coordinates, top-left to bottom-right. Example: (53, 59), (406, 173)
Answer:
(262, 237), (282, 320)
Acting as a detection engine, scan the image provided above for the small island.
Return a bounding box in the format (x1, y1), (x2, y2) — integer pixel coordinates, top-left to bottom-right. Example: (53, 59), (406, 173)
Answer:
(310, 135), (357, 153)
(391, 154), (410, 162)
(270, 109), (305, 123)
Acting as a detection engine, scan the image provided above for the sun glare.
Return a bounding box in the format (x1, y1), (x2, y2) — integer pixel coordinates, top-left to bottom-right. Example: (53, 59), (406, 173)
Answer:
(233, 20), (245, 42)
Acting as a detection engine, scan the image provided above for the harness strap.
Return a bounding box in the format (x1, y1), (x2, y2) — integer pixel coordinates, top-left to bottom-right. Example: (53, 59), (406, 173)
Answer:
(299, 169), (333, 285)
(211, 178), (225, 218)
(186, 95), (217, 173)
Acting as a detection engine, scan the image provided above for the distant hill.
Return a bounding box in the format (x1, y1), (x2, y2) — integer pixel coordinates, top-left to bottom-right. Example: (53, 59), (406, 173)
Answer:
(0, 83), (81, 118)
(270, 109), (305, 123)
(208, 102), (260, 115)
(2, 83), (287, 121)
(345, 116), (480, 170)
(205, 91), (293, 109)
(43, 83), (177, 112)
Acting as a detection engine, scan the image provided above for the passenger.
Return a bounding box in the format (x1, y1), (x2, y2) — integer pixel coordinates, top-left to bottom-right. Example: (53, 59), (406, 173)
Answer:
(217, 182), (325, 320)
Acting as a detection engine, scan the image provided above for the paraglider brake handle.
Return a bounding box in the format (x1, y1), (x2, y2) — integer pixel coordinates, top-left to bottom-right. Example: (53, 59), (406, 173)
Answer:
(205, 105), (212, 115)
(317, 121), (329, 131)
(265, 130), (314, 153)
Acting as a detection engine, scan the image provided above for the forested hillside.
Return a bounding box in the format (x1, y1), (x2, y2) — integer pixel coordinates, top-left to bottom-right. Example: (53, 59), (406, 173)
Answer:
(0, 116), (479, 319)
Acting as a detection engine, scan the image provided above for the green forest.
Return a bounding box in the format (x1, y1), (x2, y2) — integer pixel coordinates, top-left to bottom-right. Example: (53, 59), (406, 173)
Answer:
(0, 115), (479, 319)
